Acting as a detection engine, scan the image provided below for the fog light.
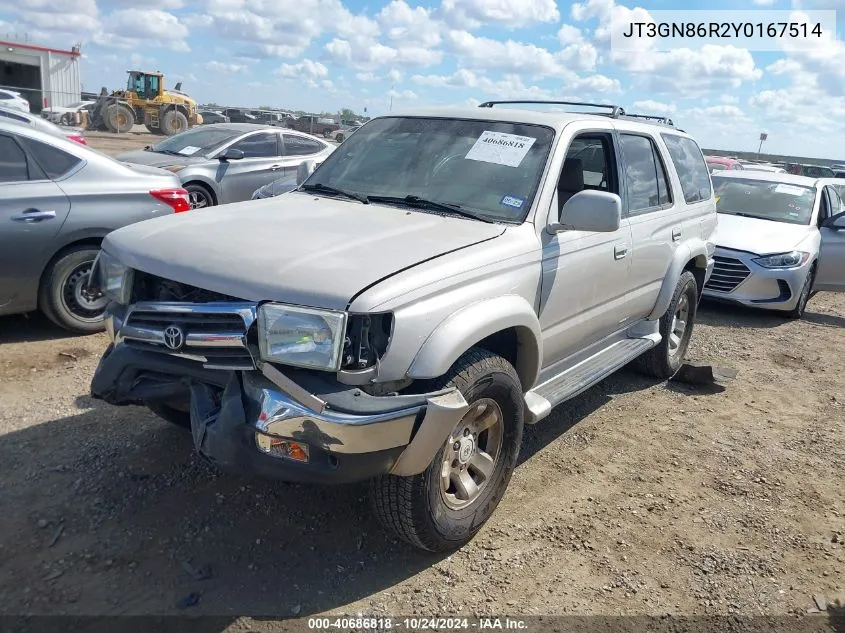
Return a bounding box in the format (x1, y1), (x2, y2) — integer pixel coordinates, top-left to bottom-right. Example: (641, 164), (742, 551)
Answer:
(255, 433), (310, 462)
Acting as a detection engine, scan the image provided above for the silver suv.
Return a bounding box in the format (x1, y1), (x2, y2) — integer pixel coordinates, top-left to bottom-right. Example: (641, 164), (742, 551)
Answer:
(89, 101), (717, 552)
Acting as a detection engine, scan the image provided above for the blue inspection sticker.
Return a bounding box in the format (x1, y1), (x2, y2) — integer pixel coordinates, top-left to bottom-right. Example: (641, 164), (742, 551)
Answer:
(500, 195), (524, 209)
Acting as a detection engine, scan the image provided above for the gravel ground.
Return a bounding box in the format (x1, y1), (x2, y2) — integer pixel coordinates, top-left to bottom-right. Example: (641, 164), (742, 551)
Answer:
(0, 292), (843, 628)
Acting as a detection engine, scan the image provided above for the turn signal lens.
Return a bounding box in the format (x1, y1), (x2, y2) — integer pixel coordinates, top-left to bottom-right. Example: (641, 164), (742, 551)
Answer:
(255, 434), (310, 463)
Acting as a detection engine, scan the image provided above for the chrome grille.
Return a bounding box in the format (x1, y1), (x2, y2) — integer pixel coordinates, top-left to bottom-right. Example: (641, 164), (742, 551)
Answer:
(705, 255), (751, 293)
(119, 301), (257, 370)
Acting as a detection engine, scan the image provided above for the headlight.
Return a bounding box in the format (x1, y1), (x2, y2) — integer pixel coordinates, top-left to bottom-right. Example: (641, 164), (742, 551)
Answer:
(96, 250), (133, 304)
(257, 303), (347, 371)
(752, 251), (810, 269)
(163, 165), (186, 173)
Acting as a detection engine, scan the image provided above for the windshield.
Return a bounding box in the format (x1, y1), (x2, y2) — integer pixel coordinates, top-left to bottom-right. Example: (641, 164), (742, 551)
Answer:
(150, 127), (239, 156)
(712, 175), (816, 225)
(305, 116), (555, 222)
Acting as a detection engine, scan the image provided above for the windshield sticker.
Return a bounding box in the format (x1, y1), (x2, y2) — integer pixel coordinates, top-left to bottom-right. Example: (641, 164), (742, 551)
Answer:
(500, 195), (524, 209)
(773, 184), (807, 196)
(177, 146), (201, 156)
(465, 131), (536, 168)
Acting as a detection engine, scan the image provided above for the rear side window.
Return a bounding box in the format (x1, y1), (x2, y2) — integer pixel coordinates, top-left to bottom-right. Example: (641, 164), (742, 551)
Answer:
(0, 135), (29, 182)
(229, 132), (280, 158)
(620, 134), (672, 215)
(0, 109), (28, 123)
(19, 137), (82, 179)
(284, 134), (326, 156)
(661, 134), (712, 203)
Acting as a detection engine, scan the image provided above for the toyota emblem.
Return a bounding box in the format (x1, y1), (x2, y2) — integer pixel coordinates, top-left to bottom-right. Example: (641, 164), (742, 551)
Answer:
(163, 325), (185, 351)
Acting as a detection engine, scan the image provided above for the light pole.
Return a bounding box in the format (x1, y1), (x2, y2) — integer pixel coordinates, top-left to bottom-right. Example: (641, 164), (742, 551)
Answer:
(757, 132), (768, 156)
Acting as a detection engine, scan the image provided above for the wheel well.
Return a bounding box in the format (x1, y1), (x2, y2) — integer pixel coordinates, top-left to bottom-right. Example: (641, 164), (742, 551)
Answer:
(38, 238), (103, 303)
(684, 256), (707, 298)
(475, 326), (538, 391)
(183, 180), (217, 205)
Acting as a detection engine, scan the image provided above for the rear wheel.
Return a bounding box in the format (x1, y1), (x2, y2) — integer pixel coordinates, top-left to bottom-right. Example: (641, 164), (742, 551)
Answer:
(335, 133), (345, 143)
(370, 348), (524, 552)
(105, 103), (135, 133)
(39, 246), (107, 333)
(323, 128), (332, 138)
(161, 110), (189, 136)
(635, 270), (698, 379)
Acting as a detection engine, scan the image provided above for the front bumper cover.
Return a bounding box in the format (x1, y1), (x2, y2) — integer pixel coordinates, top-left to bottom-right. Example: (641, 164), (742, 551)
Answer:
(90, 343), (468, 484)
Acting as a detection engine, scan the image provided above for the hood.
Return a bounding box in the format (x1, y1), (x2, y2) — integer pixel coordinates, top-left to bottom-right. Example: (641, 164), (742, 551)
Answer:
(103, 193), (505, 310)
(115, 149), (208, 168)
(254, 175), (298, 199)
(713, 213), (812, 255)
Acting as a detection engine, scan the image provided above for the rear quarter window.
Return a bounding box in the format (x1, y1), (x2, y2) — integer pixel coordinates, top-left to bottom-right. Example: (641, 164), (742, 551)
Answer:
(661, 134), (712, 204)
(18, 136), (82, 179)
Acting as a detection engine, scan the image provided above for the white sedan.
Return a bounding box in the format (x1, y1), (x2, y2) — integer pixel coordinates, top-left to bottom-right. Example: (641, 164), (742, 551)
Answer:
(703, 171), (845, 318)
(41, 100), (94, 124)
(0, 88), (30, 113)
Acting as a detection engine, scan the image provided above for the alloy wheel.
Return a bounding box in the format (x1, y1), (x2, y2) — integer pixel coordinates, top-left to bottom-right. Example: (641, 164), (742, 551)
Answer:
(668, 293), (690, 356)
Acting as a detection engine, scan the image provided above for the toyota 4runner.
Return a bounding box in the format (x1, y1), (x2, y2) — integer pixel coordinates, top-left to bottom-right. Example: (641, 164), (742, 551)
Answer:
(89, 101), (717, 552)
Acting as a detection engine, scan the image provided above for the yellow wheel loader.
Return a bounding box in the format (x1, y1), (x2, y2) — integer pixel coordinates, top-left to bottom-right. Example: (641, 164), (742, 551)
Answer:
(91, 71), (203, 136)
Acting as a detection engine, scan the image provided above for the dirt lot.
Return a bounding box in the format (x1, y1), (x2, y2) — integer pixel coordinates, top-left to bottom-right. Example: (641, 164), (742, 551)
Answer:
(85, 129), (159, 155)
(0, 292), (843, 627)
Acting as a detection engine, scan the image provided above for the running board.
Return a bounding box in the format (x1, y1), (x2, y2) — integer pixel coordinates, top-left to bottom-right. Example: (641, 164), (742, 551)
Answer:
(524, 334), (661, 424)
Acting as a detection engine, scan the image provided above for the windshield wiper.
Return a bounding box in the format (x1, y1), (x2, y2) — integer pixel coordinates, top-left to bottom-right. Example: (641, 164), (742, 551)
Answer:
(300, 183), (369, 204)
(367, 195), (496, 223)
(721, 211), (774, 221)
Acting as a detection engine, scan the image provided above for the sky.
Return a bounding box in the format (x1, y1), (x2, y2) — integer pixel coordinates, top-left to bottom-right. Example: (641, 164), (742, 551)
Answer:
(0, 0), (844, 158)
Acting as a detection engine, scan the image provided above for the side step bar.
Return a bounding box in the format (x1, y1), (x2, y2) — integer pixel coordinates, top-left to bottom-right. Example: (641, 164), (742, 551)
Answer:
(524, 334), (661, 424)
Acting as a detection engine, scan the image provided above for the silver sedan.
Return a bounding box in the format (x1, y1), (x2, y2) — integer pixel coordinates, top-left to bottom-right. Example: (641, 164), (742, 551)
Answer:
(0, 121), (188, 332)
(115, 123), (335, 209)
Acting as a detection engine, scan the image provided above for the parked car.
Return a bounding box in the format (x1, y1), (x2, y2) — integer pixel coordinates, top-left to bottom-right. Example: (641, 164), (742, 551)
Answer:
(89, 101), (718, 551)
(0, 88), (30, 112)
(741, 163), (786, 174)
(705, 155), (744, 174)
(114, 123), (334, 209)
(41, 100), (95, 125)
(784, 163), (835, 178)
(222, 109), (259, 124)
(286, 115), (340, 137)
(251, 173), (298, 199)
(833, 170), (845, 179)
(704, 171), (845, 317)
(198, 110), (229, 124)
(0, 106), (88, 145)
(0, 121), (189, 332)
(330, 124), (360, 143)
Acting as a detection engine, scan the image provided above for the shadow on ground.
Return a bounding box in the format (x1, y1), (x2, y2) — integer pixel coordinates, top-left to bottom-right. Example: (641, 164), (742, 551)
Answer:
(0, 312), (88, 344)
(696, 300), (791, 330)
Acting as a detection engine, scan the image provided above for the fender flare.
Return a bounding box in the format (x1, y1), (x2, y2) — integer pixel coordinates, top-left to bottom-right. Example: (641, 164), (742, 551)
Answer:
(407, 294), (542, 390)
(647, 239), (711, 320)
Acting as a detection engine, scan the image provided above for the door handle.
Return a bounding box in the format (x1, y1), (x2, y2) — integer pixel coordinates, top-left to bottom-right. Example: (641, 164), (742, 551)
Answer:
(614, 245), (628, 260)
(270, 165), (283, 171)
(672, 228), (682, 242)
(11, 209), (57, 223)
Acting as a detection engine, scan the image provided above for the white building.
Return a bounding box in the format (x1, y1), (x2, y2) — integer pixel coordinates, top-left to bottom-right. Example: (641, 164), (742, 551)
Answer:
(0, 39), (82, 111)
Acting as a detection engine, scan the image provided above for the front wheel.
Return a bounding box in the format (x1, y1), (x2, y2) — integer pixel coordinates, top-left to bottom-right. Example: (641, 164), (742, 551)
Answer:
(785, 266), (815, 319)
(370, 348), (524, 552)
(635, 270), (698, 379)
(335, 133), (345, 143)
(161, 110), (189, 136)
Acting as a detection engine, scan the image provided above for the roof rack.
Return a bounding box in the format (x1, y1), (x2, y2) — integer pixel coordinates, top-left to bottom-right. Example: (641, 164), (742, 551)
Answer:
(622, 113), (675, 126)
(478, 100), (626, 118)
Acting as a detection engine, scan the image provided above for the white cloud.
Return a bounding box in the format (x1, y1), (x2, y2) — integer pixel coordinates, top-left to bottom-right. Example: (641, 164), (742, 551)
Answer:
(278, 59), (329, 80)
(441, 0), (560, 29)
(388, 88), (418, 100)
(378, 0), (441, 47)
(388, 68), (404, 83)
(412, 68), (619, 96)
(558, 24), (585, 46)
(752, 0), (776, 5)
(356, 72), (378, 82)
(631, 99), (676, 115)
(324, 37), (442, 70)
(104, 0), (184, 7)
(204, 61), (247, 74)
(97, 8), (190, 52)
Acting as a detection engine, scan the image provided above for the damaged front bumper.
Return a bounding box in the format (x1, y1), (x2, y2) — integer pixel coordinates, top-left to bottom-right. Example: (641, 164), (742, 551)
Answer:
(90, 343), (469, 484)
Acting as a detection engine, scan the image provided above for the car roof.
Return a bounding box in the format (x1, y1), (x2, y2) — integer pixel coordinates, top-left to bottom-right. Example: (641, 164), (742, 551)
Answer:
(386, 106), (694, 137)
(197, 122), (327, 140)
(712, 169), (819, 187)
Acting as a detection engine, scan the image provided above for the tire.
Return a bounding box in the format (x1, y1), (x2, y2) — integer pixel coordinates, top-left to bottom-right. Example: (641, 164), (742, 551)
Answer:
(161, 110), (189, 136)
(146, 401), (191, 429)
(323, 129), (332, 138)
(785, 266), (815, 319)
(335, 133), (345, 143)
(635, 270), (698, 379)
(106, 103), (135, 133)
(185, 183), (215, 209)
(39, 246), (108, 333)
(370, 348), (524, 552)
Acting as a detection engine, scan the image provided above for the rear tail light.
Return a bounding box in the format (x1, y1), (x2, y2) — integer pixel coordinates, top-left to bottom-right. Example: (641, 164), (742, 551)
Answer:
(66, 134), (88, 145)
(150, 188), (191, 213)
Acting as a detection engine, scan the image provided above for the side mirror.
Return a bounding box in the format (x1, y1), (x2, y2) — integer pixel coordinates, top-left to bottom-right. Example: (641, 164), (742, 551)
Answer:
(296, 160), (317, 186)
(549, 189), (622, 233)
(218, 148), (245, 161)
(823, 211), (845, 229)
